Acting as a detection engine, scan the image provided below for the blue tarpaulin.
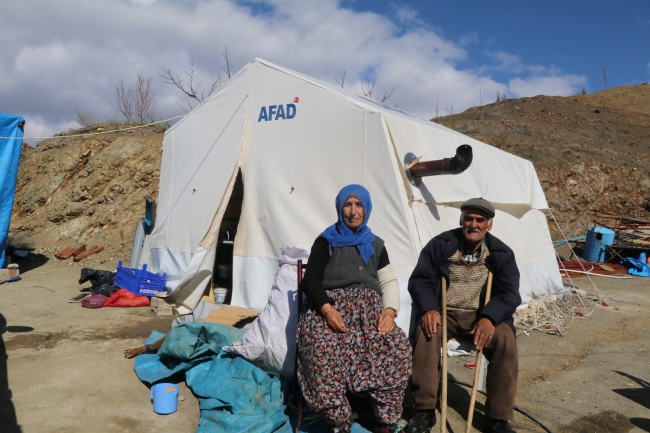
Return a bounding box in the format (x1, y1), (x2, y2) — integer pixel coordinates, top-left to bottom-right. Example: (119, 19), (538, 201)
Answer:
(623, 257), (650, 277)
(133, 322), (373, 433)
(0, 113), (24, 267)
(134, 322), (289, 433)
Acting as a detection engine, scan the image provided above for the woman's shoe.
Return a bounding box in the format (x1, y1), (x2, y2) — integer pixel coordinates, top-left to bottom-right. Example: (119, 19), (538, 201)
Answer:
(404, 410), (436, 433)
(374, 422), (401, 433)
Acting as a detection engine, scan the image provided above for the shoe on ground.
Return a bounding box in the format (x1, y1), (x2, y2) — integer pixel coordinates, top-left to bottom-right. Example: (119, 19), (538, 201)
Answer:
(483, 418), (516, 433)
(404, 410), (436, 433)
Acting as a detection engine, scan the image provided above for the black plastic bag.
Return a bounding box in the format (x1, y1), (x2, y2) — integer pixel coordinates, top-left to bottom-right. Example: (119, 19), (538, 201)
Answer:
(79, 268), (119, 297)
(93, 283), (120, 297)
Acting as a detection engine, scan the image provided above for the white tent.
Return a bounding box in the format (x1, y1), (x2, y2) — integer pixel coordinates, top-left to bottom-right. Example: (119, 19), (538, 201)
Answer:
(145, 58), (562, 331)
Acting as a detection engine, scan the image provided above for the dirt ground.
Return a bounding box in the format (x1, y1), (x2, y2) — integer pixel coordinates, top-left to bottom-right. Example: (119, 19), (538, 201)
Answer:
(1, 257), (649, 433)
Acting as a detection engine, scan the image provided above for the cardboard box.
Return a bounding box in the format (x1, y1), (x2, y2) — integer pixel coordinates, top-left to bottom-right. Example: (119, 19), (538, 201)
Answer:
(200, 305), (260, 326)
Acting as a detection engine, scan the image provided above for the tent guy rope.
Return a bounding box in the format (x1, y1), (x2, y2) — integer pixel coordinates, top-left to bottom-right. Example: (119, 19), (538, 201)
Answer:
(0, 96), (249, 140)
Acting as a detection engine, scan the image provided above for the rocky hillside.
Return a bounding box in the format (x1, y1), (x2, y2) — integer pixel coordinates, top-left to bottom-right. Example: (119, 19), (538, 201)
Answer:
(437, 83), (650, 238)
(10, 124), (165, 266)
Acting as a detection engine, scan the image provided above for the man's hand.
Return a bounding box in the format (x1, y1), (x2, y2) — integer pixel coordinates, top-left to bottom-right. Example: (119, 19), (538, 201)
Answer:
(470, 317), (495, 350)
(321, 304), (347, 334)
(419, 310), (441, 339)
(378, 308), (396, 335)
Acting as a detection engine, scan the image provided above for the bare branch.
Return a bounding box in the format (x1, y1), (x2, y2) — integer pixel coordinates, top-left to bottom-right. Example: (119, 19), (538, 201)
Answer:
(360, 78), (376, 98)
(160, 60), (221, 107)
(112, 70), (158, 123)
(380, 89), (394, 103)
(334, 71), (346, 88)
(446, 102), (455, 116)
(219, 46), (235, 79)
(430, 100), (440, 123)
(176, 100), (190, 114)
(360, 77), (394, 103)
(134, 71), (158, 123)
(113, 79), (131, 121)
(75, 109), (98, 127)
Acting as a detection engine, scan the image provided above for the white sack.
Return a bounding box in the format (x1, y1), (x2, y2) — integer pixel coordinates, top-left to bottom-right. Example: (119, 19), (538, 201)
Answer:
(225, 245), (308, 378)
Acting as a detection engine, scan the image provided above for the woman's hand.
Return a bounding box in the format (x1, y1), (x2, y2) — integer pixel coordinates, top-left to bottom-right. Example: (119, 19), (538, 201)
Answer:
(321, 303), (347, 334)
(378, 308), (396, 335)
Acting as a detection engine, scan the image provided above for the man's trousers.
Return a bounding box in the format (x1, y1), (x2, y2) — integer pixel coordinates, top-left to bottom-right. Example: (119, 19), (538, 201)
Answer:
(410, 310), (518, 420)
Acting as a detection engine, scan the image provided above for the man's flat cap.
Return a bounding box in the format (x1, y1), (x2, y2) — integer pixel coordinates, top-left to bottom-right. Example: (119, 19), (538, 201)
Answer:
(460, 198), (495, 218)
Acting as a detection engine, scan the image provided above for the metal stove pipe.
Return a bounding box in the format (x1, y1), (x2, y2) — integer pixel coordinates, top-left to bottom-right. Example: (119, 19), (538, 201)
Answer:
(408, 144), (473, 178)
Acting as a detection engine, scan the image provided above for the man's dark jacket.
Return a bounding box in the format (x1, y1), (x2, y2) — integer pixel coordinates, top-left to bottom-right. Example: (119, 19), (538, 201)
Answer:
(408, 227), (521, 336)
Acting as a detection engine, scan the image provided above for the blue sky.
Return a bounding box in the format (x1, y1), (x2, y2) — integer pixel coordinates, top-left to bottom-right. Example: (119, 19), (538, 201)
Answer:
(345, 0), (650, 91)
(1, 0), (648, 142)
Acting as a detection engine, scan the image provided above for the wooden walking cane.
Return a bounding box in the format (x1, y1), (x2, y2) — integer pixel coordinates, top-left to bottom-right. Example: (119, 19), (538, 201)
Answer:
(294, 259), (304, 433)
(465, 272), (493, 433)
(440, 277), (447, 433)
(440, 277), (448, 433)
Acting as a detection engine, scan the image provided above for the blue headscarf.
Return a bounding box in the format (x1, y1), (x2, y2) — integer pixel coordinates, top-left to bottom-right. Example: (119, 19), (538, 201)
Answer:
(321, 184), (376, 265)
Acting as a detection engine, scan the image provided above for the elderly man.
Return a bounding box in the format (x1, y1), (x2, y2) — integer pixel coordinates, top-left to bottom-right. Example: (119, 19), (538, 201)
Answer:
(405, 198), (521, 433)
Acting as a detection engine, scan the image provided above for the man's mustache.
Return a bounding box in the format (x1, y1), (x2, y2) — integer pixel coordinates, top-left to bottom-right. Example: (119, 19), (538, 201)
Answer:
(465, 227), (481, 233)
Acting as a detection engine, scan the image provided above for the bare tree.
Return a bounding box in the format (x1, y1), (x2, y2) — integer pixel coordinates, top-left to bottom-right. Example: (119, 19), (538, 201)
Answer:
(478, 88), (485, 122)
(602, 68), (608, 90)
(160, 60), (221, 112)
(360, 78), (394, 102)
(334, 71), (346, 88)
(430, 100), (440, 123)
(219, 46), (235, 79)
(75, 109), (98, 127)
(446, 102), (455, 116)
(112, 70), (158, 123)
(487, 123), (511, 149)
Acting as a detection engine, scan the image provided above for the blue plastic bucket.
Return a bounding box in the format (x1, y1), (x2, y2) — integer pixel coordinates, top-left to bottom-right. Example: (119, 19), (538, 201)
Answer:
(150, 383), (179, 414)
(583, 227), (615, 262)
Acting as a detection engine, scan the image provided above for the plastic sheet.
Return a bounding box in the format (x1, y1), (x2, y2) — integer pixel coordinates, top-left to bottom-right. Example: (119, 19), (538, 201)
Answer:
(0, 114), (24, 267)
(623, 258), (650, 277)
(133, 323), (288, 433)
(78, 268), (119, 296)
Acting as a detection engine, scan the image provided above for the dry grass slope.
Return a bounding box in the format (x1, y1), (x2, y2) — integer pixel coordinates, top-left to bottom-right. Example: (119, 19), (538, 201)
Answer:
(437, 83), (650, 238)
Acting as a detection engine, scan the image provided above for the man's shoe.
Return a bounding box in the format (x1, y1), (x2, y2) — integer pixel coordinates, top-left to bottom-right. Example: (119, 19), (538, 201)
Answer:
(483, 418), (516, 433)
(404, 410), (436, 433)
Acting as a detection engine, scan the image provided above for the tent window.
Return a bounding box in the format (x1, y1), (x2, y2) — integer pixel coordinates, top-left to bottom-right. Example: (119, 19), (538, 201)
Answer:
(213, 170), (244, 303)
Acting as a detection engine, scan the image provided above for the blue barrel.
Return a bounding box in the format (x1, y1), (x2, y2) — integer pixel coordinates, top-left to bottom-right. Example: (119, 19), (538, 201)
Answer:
(583, 227), (615, 262)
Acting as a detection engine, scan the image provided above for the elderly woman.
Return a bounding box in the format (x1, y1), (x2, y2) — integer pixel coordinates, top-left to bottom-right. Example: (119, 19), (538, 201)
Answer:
(297, 184), (412, 433)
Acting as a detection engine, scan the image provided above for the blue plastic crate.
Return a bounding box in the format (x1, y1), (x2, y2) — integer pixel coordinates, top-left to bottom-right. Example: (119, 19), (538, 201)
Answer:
(115, 260), (167, 297)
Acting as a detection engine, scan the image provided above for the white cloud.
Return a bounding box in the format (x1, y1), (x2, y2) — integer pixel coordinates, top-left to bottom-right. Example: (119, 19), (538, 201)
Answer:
(393, 5), (424, 26)
(0, 0), (589, 144)
(458, 31), (478, 47)
(485, 51), (525, 73)
(508, 75), (587, 98)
